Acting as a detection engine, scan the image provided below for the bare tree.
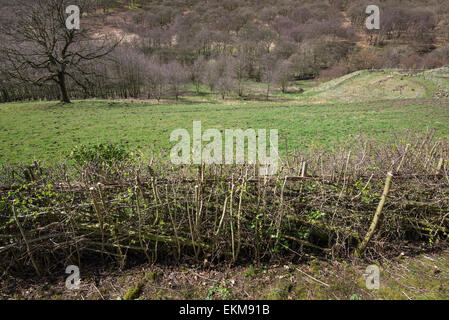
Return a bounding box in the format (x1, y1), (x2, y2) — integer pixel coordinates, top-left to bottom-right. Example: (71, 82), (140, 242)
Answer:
(216, 56), (236, 99)
(164, 61), (188, 101)
(201, 59), (219, 93)
(109, 47), (149, 98)
(289, 42), (321, 80)
(189, 56), (206, 94)
(273, 60), (293, 93)
(260, 54), (276, 100)
(147, 61), (166, 102)
(231, 51), (249, 97)
(0, 0), (119, 103)
(0, 69), (9, 102)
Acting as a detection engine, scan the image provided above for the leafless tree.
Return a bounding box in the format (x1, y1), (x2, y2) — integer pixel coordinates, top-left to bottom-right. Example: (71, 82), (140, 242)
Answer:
(261, 53), (276, 100)
(110, 47), (148, 98)
(189, 56), (206, 94)
(147, 61), (165, 102)
(0, 69), (9, 102)
(164, 61), (188, 101)
(288, 42), (320, 80)
(0, 0), (120, 103)
(231, 52), (249, 97)
(201, 59), (219, 93)
(273, 60), (293, 93)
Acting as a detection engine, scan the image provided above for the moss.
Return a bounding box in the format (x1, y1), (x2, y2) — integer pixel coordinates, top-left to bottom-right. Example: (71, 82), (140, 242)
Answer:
(293, 285), (308, 299)
(52, 293), (63, 300)
(156, 289), (165, 298)
(183, 286), (205, 299)
(357, 277), (366, 289)
(146, 270), (163, 283)
(378, 286), (405, 300)
(261, 279), (295, 300)
(308, 259), (321, 274)
(265, 289), (282, 300)
(123, 282), (143, 300)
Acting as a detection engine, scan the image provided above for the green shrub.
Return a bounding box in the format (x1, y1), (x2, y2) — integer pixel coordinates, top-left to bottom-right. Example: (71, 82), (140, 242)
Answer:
(69, 143), (130, 166)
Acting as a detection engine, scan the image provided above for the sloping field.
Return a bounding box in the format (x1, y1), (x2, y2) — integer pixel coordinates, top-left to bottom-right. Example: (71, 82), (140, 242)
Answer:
(1, 68), (449, 164)
(309, 68), (449, 102)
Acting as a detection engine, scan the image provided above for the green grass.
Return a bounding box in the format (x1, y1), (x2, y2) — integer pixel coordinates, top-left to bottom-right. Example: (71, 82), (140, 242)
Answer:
(1, 69), (449, 164)
(313, 71), (426, 102)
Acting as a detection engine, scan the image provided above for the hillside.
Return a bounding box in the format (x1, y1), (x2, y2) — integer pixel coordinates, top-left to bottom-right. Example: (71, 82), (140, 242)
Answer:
(1, 0), (449, 103)
(309, 67), (449, 102)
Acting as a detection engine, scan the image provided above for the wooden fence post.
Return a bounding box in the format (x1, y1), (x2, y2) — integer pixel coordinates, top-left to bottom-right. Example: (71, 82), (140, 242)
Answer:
(301, 161), (308, 178)
(436, 158), (444, 175)
(355, 171), (394, 257)
(12, 202), (41, 276)
(395, 144), (410, 173)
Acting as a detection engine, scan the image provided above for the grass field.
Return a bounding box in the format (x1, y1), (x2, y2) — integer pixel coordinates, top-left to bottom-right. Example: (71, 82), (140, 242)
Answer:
(1, 68), (449, 164)
(2, 69), (449, 300)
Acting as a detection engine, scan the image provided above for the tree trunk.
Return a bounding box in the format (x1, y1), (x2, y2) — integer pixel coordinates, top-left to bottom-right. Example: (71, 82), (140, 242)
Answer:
(195, 81), (200, 94)
(1, 89), (9, 102)
(282, 83), (286, 93)
(57, 72), (71, 103)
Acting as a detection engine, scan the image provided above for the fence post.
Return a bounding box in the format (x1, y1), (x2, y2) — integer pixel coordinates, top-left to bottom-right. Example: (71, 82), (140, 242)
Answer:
(301, 161), (308, 178)
(395, 144), (410, 173)
(436, 157), (444, 175)
(12, 202), (41, 276)
(355, 171), (393, 257)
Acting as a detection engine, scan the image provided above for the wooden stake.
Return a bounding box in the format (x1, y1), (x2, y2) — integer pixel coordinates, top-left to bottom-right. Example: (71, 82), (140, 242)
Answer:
(395, 144), (410, 173)
(13, 203), (41, 276)
(301, 161), (308, 177)
(436, 158), (444, 175)
(355, 171), (393, 257)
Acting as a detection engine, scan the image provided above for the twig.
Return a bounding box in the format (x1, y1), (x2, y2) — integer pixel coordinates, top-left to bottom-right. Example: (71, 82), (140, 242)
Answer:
(296, 268), (330, 287)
